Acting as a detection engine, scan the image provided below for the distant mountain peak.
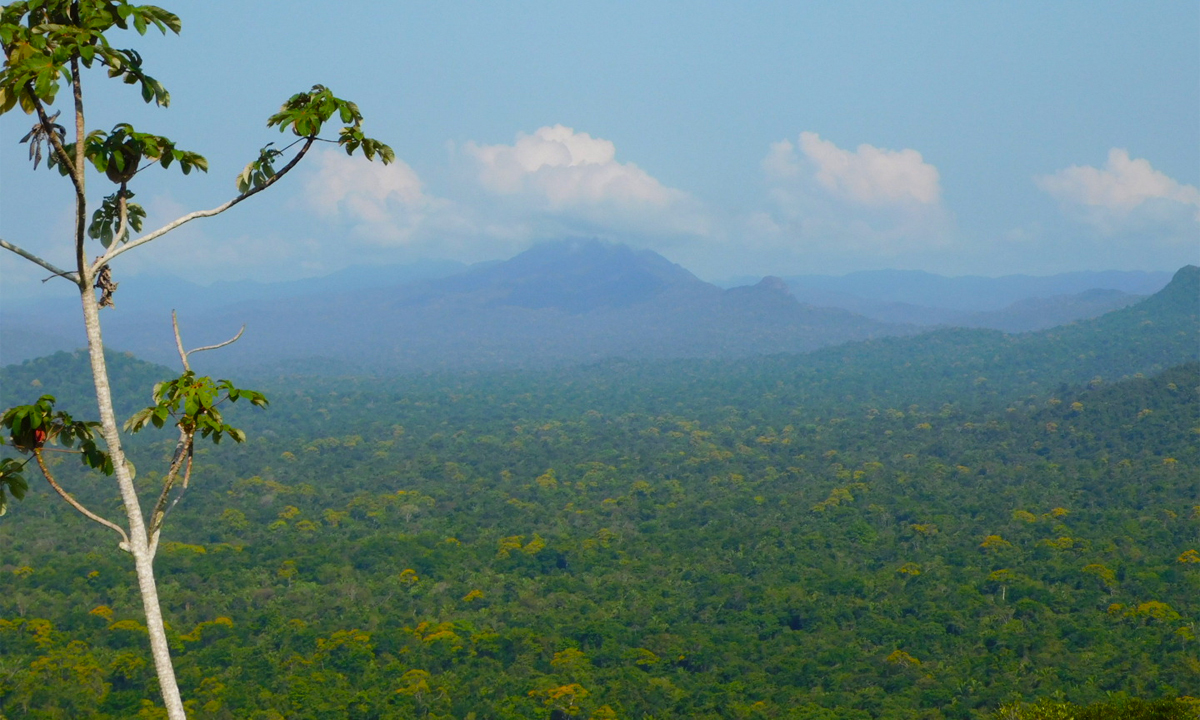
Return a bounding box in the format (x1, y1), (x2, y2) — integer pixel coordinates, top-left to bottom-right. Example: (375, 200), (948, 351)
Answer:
(755, 276), (792, 295)
(426, 238), (707, 314)
(511, 238), (690, 276)
(1173, 264), (1199, 280)
(1144, 264), (1200, 314)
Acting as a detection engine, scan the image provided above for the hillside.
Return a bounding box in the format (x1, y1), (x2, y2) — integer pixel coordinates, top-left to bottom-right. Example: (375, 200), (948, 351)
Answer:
(4, 266), (1195, 427)
(949, 288), (1145, 333)
(0, 350), (174, 419)
(780, 268), (1172, 323)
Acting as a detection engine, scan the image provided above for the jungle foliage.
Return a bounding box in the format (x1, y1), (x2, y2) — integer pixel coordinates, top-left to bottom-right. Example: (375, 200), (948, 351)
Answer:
(1, 338), (1197, 718)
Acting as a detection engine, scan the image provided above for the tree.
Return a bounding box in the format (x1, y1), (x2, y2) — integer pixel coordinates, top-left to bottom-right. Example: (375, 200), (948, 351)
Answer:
(0, 2), (392, 717)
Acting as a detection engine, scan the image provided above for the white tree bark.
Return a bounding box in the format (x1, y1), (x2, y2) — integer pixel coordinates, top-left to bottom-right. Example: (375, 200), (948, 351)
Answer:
(79, 276), (188, 719)
(65, 54), (188, 716)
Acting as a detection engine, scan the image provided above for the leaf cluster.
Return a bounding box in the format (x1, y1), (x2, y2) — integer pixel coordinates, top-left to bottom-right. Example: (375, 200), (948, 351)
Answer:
(0, 395), (115, 513)
(2, 395), (110, 468)
(0, 0), (180, 115)
(267, 84), (362, 140)
(235, 144), (282, 194)
(88, 189), (145, 247)
(226, 83), (396, 195)
(234, 84), (394, 192)
(0, 458), (28, 516)
(48, 122), (207, 181)
(124, 372), (266, 444)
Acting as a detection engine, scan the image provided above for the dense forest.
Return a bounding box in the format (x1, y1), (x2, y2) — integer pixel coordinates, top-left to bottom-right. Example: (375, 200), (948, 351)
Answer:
(1, 268), (1198, 719)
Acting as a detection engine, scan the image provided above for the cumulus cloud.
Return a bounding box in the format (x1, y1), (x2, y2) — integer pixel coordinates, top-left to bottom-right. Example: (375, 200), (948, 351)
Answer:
(766, 132), (941, 206)
(289, 130), (711, 267)
(461, 125), (707, 236)
(1037, 149), (1200, 232)
(305, 149), (446, 244)
(756, 133), (951, 258)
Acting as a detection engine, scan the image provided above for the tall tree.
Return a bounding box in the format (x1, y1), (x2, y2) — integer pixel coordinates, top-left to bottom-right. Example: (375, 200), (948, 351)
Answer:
(0, 2), (392, 717)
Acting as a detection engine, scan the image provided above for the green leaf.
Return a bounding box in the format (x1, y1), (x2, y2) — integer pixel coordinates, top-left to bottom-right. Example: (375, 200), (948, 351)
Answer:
(0, 458), (30, 517)
(124, 406), (154, 433)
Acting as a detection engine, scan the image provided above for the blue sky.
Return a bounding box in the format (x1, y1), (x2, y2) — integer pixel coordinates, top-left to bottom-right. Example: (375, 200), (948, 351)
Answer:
(1, 1), (1197, 295)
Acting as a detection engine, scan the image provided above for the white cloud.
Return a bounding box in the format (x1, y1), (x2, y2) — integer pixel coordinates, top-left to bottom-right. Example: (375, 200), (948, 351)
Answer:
(766, 132), (941, 206)
(1037, 149), (1200, 231)
(755, 133), (951, 258)
(290, 129), (708, 265)
(461, 125), (707, 236)
(305, 149), (446, 244)
(89, 152), (454, 285)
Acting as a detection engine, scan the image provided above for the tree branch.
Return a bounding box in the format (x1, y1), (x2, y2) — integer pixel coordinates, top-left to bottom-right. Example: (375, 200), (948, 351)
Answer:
(172, 310), (190, 370)
(172, 309), (245, 372)
(71, 56), (88, 281)
(0, 238), (80, 283)
(189, 326), (246, 358)
(149, 312), (241, 556)
(148, 429), (192, 557)
(33, 449), (130, 549)
(29, 91), (84, 194)
(113, 184), (130, 246)
(96, 136), (317, 270)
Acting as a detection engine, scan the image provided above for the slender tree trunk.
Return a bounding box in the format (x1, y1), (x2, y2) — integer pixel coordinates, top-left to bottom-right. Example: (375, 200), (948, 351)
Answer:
(79, 284), (187, 719)
(59, 47), (187, 720)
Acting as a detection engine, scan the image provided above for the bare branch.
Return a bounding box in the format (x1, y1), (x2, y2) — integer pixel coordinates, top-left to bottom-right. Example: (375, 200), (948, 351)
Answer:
(0, 238), (81, 283)
(33, 450), (130, 549)
(173, 310), (243, 371)
(96, 136), (317, 270)
(189, 325), (246, 357)
(172, 310), (190, 371)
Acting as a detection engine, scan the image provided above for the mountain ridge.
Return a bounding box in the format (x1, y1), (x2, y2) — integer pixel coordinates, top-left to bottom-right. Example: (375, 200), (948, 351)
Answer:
(0, 242), (1191, 373)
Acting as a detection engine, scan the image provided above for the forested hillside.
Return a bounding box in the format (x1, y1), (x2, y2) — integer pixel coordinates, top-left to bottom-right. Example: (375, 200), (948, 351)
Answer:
(0, 350), (174, 419)
(1, 312), (1197, 717)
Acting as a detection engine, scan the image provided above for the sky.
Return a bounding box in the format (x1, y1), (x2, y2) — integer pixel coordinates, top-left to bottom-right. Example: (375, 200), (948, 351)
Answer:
(1, 0), (1197, 297)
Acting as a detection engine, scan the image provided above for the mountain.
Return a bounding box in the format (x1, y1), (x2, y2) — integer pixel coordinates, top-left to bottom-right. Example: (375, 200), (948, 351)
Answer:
(0, 326), (80, 365)
(0, 349), (173, 419)
(781, 268), (1172, 312)
(950, 288), (1145, 333)
(6, 266), (1195, 433)
(0, 258), (469, 316)
(1, 240), (918, 374)
(776, 268), (1172, 328)
(1, 243), (1188, 375)
(168, 240), (915, 373)
(753, 264), (1200, 407)
(0, 259), (467, 366)
(415, 239), (703, 313)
